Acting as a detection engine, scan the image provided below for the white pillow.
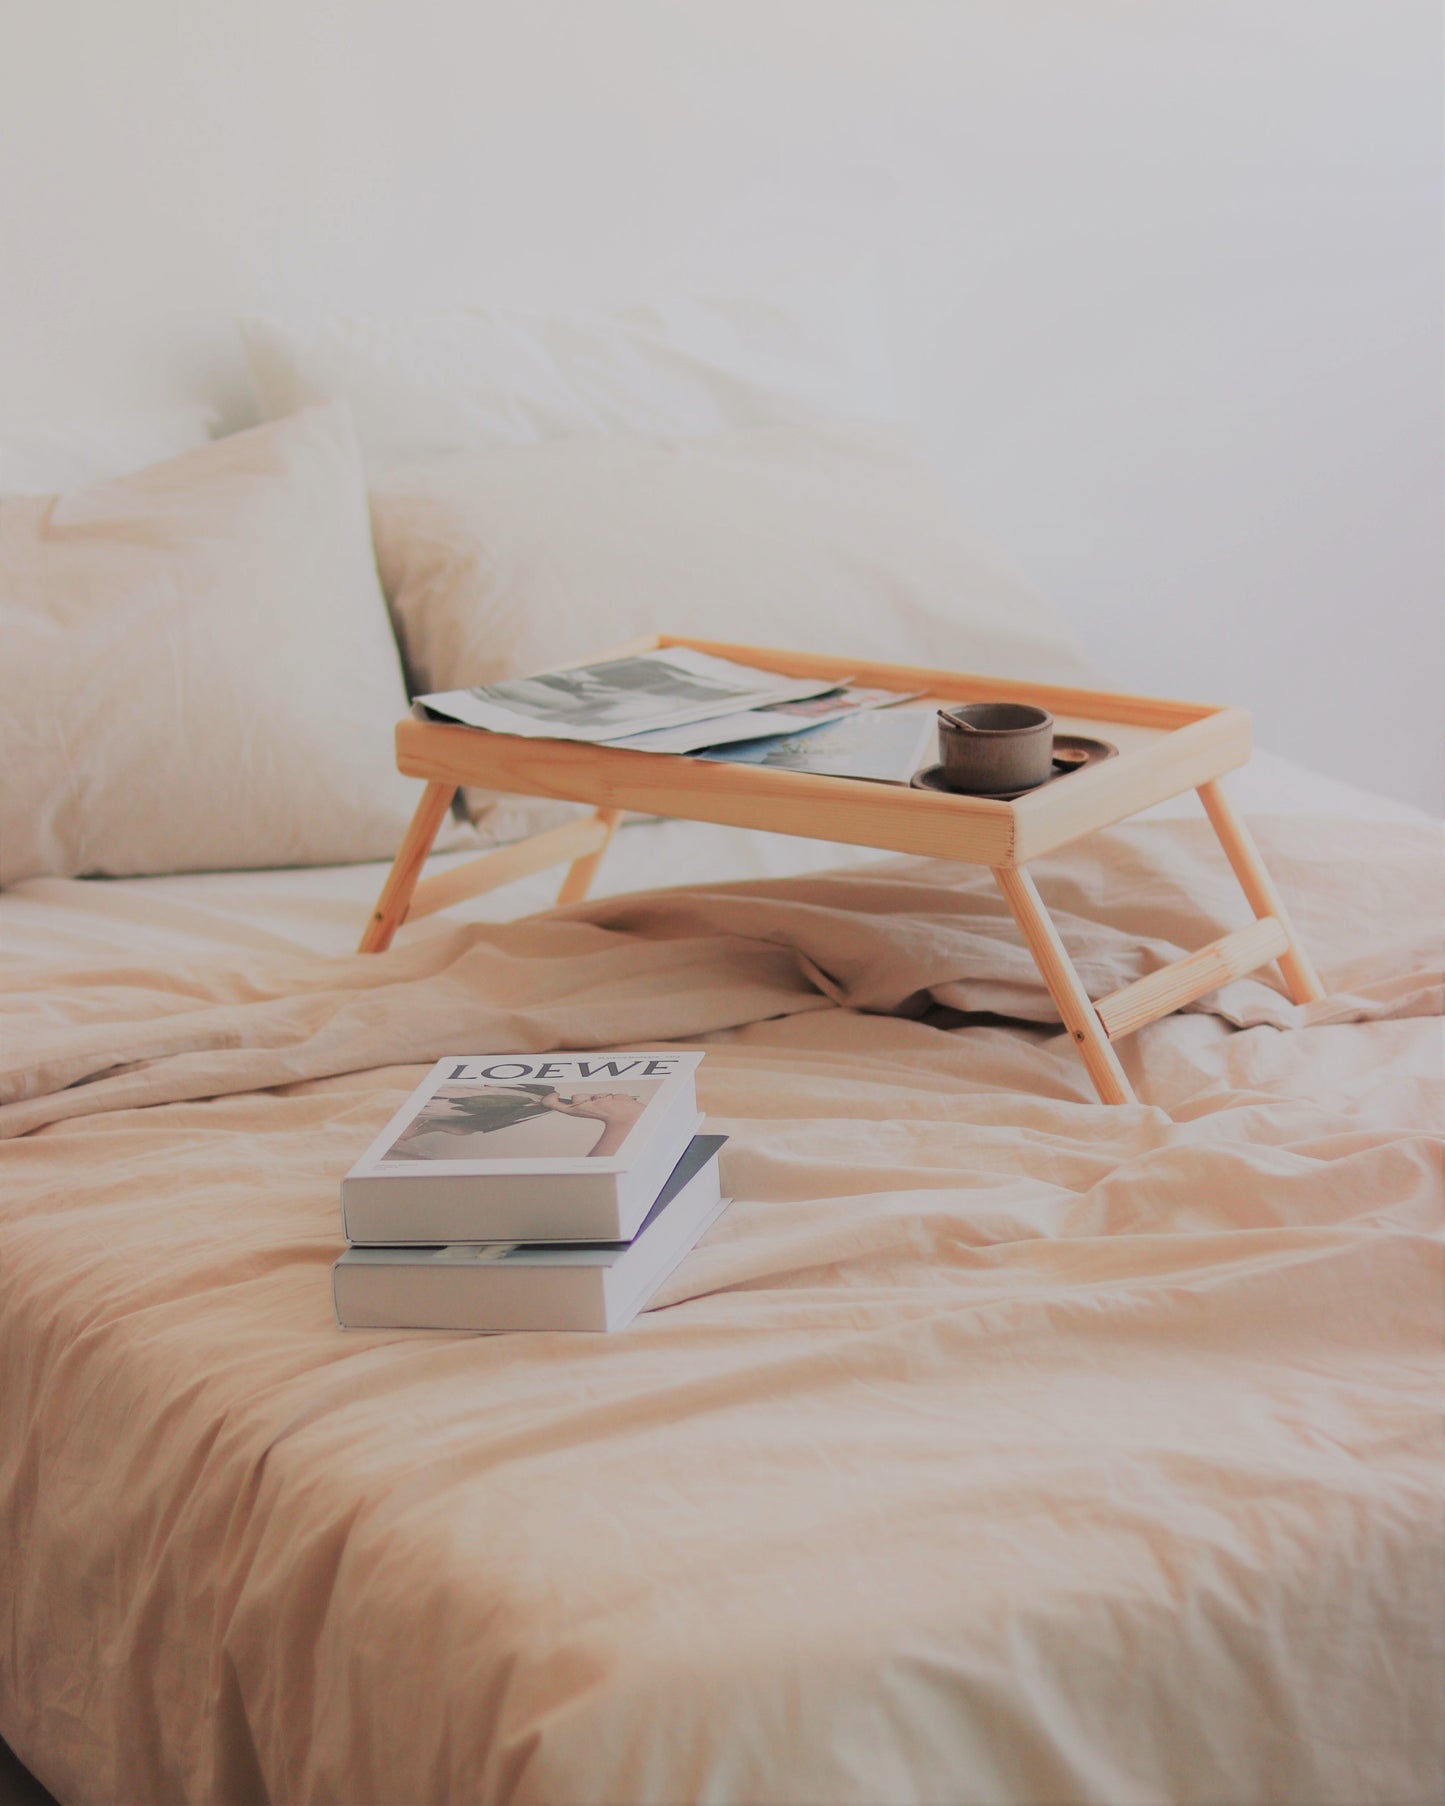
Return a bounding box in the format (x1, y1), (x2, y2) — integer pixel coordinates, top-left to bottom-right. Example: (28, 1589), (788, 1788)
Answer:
(240, 285), (895, 471)
(0, 404), (215, 495)
(0, 401), (429, 885)
(368, 425), (1093, 831)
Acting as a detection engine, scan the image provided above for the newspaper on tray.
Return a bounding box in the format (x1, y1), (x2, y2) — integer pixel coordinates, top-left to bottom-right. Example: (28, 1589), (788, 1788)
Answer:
(418, 647), (845, 744)
(697, 706), (937, 784)
(610, 684), (918, 756)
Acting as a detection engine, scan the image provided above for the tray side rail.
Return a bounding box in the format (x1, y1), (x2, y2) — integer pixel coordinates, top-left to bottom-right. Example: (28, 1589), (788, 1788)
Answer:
(658, 635), (1221, 730)
(1009, 707), (1252, 862)
(394, 716), (1019, 866)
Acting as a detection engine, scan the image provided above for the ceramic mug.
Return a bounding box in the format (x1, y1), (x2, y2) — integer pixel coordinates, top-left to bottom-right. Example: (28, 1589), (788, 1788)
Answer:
(936, 702), (1055, 793)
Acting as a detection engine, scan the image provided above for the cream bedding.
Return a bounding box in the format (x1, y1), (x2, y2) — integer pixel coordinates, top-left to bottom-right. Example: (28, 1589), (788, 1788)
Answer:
(1, 791), (1442, 1805)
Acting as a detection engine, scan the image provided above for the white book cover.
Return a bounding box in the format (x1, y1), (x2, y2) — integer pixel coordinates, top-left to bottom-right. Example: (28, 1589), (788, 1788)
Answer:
(341, 1052), (704, 1244)
(334, 1136), (729, 1334)
(417, 645), (839, 743)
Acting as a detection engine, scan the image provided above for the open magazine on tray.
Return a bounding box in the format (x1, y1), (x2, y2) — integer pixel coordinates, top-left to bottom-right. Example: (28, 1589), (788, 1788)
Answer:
(697, 706), (937, 784)
(608, 683), (917, 755)
(417, 646), (845, 744)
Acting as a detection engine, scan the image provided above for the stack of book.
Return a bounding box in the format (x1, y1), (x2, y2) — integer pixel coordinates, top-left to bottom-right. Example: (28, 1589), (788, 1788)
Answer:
(332, 1051), (727, 1334)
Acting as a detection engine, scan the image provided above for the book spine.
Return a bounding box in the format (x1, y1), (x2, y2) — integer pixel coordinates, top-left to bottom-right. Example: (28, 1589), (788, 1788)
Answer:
(333, 1262), (606, 1333)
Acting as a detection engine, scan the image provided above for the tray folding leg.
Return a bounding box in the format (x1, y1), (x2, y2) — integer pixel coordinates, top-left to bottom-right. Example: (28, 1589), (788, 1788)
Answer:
(991, 866), (1138, 1105)
(358, 781), (458, 953)
(992, 778), (1326, 1103)
(358, 794), (619, 954)
(1195, 779), (1325, 1005)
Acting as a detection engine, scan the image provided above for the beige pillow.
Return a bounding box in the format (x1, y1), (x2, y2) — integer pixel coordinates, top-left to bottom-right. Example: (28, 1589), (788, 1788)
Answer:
(370, 425), (1093, 832)
(240, 286), (895, 470)
(0, 402), (429, 885)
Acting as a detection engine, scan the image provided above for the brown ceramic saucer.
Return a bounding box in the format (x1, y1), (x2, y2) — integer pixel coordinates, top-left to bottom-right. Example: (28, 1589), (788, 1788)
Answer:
(911, 734), (1118, 801)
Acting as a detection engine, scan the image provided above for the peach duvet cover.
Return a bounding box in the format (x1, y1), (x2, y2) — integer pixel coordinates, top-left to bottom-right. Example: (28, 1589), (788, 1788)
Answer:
(1, 810), (1442, 1805)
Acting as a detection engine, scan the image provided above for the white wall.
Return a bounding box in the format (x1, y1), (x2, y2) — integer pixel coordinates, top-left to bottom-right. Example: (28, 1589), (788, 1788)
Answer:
(3, 0), (1440, 809)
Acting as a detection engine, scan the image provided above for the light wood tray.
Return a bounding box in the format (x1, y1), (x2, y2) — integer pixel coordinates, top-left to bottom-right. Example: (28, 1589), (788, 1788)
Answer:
(359, 636), (1323, 1105)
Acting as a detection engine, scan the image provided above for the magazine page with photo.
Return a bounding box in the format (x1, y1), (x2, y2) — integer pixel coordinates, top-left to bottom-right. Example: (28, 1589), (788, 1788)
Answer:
(418, 646), (839, 742)
(612, 683), (917, 755)
(699, 706), (936, 783)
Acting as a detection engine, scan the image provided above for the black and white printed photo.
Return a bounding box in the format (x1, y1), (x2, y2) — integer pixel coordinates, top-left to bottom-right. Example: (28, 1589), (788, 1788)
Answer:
(418, 645), (837, 742)
(382, 1079), (663, 1161)
(475, 655), (747, 730)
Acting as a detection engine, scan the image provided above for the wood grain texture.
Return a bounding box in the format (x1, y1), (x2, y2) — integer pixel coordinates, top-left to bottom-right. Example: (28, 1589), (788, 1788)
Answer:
(1095, 917), (1290, 1040)
(1010, 708), (1253, 862)
(991, 865), (1138, 1105)
(395, 717), (1019, 866)
(1196, 779), (1326, 1004)
(406, 814), (613, 922)
(362, 648), (1313, 1113)
(556, 808), (621, 904)
(356, 780), (456, 953)
(658, 635), (1219, 729)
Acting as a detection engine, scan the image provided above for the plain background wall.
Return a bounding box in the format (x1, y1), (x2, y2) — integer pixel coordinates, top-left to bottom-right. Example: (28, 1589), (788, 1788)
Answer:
(2, 0), (1441, 809)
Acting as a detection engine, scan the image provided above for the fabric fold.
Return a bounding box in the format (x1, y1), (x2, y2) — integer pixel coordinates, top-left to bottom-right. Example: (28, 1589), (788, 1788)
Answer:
(1, 815), (1442, 1806)
(2, 819), (1440, 1137)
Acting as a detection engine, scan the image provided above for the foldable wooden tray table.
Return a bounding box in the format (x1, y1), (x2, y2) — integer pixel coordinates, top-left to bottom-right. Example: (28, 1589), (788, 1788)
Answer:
(359, 636), (1323, 1105)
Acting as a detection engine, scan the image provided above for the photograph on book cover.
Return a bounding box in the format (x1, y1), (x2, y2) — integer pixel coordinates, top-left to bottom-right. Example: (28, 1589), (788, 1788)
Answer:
(382, 1079), (665, 1162)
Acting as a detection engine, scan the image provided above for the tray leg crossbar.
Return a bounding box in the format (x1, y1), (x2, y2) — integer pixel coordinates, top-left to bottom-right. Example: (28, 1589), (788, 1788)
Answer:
(410, 813), (616, 924)
(556, 808), (621, 905)
(358, 796), (620, 954)
(994, 781), (1325, 1101)
(1094, 917), (1290, 1041)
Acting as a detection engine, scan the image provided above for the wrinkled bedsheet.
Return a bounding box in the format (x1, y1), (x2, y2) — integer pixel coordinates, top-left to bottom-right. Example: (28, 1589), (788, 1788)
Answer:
(1, 814), (1442, 1805)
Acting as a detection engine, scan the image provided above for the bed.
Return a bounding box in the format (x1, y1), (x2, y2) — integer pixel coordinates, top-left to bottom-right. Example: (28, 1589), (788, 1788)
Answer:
(3, 749), (1443, 1804)
(1, 329), (1442, 1802)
